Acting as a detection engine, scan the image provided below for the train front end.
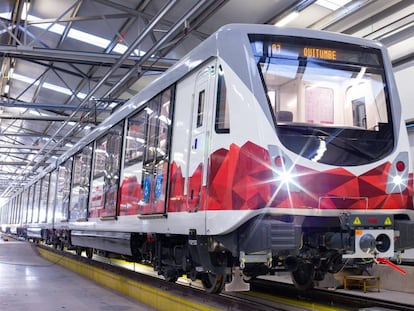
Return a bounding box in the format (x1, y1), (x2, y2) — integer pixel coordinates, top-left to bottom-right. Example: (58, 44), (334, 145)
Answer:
(250, 30), (414, 287)
(208, 26), (414, 291)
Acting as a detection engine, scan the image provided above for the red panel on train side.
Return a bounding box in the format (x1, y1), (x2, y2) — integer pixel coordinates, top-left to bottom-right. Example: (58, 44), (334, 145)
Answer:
(166, 141), (413, 212)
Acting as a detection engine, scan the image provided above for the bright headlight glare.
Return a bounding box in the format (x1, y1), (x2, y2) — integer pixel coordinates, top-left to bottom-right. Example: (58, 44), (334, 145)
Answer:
(279, 171), (293, 184)
(393, 175), (403, 185)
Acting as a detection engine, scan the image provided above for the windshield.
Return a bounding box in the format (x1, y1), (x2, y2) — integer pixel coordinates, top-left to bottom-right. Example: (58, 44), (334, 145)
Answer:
(249, 34), (393, 166)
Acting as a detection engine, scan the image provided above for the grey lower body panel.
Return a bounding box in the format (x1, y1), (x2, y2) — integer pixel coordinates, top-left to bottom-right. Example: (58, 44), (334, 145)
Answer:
(71, 230), (132, 256)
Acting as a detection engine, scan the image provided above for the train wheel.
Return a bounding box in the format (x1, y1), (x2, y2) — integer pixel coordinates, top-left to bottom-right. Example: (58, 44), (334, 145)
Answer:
(86, 248), (93, 259)
(75, 247), (82, 256)
(291, 263), (315, 290)
(200, 272), (225, 294)
(161, 267), (178, 283)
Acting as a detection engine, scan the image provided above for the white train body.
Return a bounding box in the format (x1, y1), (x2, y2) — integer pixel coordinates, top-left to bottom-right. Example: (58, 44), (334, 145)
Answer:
(2, 24), (414, 292)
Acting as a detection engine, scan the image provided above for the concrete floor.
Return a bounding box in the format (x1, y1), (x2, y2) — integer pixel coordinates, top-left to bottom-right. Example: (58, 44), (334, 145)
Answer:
(0, 237), (155, 311)
(3, 234), (414, 310)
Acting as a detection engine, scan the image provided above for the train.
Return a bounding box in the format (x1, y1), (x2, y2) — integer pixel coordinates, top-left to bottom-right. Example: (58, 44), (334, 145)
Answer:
(2, 23), (414, 293)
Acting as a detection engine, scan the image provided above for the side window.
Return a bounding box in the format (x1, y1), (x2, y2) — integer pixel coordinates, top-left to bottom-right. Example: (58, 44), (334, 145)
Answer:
(159, 88), (171, 156)
(17, 196), (21, 224)
(215, 65), (230, 133)
(27, 185), (34, 223)
(120, 87), (173, 215)
(145, 99), (160, 164)
(32, 181), (41, 223)
(197, 90), (205, 128)
(56, 159), (72, 222)
(90, 122), (124, 218)
(39, 174), (50, 223)
(142, 89), (172, 213)
(47, 171), (57, 224)
(69, 144), (92, 220)
(120, 110), (147, 216)
(21, 189), (28, 224)
(10, 198), (15, 224)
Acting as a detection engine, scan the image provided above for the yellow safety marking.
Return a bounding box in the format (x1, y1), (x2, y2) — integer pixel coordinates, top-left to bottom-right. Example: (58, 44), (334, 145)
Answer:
(245, 290), (349, 311)
(384, 217), (392, 225)
(37, 248), (220, 311)
(353, 217), (361, 225)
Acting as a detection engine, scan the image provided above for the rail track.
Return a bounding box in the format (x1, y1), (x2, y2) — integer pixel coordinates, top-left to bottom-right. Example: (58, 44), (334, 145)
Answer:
(32, 242), (414, 311)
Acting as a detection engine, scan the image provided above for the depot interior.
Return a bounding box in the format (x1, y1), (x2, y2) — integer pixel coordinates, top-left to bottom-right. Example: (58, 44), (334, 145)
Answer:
(0, 0), (413, 200)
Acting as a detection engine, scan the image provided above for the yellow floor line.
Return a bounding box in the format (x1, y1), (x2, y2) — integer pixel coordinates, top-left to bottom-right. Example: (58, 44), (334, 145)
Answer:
(245, 290), (350, 311)
(37, 248), (221, 311)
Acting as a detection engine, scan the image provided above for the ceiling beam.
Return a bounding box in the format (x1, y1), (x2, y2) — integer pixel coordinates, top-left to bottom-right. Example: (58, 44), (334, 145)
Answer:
(0, 45), (175, 69)
(0, 99), (114, 111)
(0, 113), (104, 122)
(26, 13), (136, 25)
(0, 161), (29, 166)
(0, 144), (66, 150)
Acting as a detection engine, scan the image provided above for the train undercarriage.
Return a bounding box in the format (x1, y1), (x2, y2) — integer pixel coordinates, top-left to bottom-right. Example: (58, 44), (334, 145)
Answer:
(16, 213), (414, 294)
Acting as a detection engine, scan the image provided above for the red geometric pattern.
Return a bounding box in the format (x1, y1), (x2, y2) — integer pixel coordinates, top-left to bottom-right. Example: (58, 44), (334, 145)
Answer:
(119, 175), (142, 215)
(167, 141), (413, 212)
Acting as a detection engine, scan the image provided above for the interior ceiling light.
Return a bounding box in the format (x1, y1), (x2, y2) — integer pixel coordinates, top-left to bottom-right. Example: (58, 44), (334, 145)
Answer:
(315, 0), (352, 11)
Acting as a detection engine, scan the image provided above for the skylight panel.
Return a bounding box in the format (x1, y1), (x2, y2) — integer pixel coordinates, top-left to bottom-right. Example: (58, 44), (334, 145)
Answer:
(67, 28), (110, 49)
(316, 0), (352, 11)
(27, 14), (66, 35)
(0, 12), (145, 56)
(13, 73), (87, 99)
(0, 12), (11, 19)
(112, 43), (145, 56)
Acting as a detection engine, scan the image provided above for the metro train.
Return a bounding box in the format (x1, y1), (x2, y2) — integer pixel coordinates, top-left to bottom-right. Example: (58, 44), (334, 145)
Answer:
(2, 24), (414, 293)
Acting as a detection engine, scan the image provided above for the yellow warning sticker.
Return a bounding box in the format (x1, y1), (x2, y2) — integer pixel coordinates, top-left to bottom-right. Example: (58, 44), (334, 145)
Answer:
(384, 217), (392, 225)
(353, 217), (361, 225)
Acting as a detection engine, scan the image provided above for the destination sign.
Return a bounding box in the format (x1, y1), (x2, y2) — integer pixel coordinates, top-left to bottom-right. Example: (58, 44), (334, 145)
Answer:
(271, 43), (337, 60)
(249, 34), (381, 66)
(303, 47), (337, 60)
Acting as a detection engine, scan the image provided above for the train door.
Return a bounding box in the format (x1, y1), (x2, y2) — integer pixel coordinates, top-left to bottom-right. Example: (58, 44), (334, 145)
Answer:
(187, 62), (216, 212)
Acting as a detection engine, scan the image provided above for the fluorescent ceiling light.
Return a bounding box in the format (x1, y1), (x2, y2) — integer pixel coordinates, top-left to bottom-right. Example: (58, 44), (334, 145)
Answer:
(3, 84), (9, 94)
(316, 0), (352, 11)
(67, 28), (110, 49)
(108, 102), (118, 109)
(0, 12), (145, 55)
(13, 73), (87, 99)
(112, 43), (145, 56)
(275, 11), (299, 27)
(21, 1), (30, 20)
